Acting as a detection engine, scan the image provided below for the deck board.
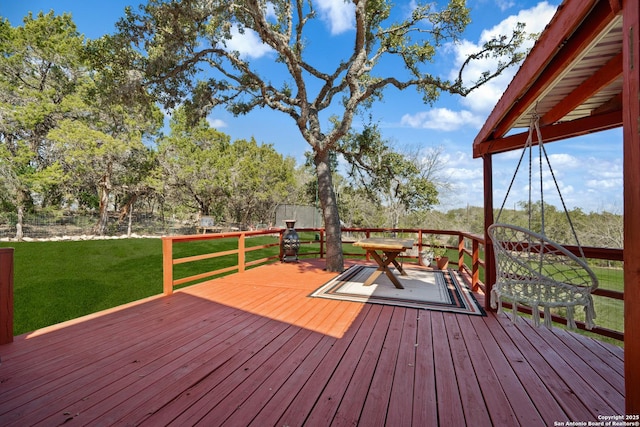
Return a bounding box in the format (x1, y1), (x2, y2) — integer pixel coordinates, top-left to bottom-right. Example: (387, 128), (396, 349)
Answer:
(465, 315), (545, 426)
(445, 312), (493, 427)
(533, 323), (624, 410)
(274, 304), (374, 427)
(381, 308), (417, 427)
(303, 304), (385, 426)
(431, 311), (467, 426)
(411, 310), (438, 426)
(336, 305), (399, 427)
(0, 259), (625, 426)
(503, 319), (599, 420)
(456, 315), (520, 426)
(482, 313), (568, 425)
(513, 321), (620, 417)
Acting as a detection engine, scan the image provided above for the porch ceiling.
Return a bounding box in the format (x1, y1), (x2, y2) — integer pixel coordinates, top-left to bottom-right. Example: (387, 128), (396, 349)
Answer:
(473, 0), (623, 157)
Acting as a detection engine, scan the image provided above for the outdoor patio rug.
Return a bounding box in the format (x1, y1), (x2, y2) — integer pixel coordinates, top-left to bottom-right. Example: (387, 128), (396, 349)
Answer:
(310, 264), (485, 316)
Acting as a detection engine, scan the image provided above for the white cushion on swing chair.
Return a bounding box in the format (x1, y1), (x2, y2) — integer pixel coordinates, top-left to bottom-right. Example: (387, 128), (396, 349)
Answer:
(488, 223), (598, 330)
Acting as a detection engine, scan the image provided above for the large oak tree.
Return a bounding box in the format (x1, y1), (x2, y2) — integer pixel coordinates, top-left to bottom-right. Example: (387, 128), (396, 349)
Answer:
(111, 0), (525, 271)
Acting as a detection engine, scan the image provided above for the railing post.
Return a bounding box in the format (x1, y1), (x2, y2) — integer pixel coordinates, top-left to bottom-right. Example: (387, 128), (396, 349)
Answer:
(0, 247), (14, 344)
(457, 234), (464, 271)
(365, 230), (371, 261)
(162, 237), (174, 295)
(472, 239), (480, 292)
(238, 233), (245, 273)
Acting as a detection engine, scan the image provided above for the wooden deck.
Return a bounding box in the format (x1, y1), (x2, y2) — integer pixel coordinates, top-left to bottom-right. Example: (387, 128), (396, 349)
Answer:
(0, 259), (624, 426)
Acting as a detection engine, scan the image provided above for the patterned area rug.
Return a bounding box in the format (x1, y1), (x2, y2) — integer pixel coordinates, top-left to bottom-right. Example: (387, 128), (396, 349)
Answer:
(310, 264), (485, 316)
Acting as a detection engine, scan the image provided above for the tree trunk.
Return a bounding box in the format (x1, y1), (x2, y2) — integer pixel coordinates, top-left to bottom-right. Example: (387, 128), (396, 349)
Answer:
(127, 201), (134, 237)
(315, 150), (344, 272)
(94, 173), (112, 235)
(15, 205), (24, 241)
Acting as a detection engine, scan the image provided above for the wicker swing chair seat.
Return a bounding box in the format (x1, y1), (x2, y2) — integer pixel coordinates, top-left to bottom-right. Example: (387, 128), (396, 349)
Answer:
(488, 223), (598, 330)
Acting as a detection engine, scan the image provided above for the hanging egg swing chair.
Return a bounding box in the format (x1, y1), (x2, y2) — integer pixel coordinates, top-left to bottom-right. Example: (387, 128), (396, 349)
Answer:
(488, 113), (598, 330)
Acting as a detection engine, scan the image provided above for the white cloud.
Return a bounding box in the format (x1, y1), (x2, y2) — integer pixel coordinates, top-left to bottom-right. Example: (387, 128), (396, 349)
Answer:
(264, 2), (276, 20)
(586, 179), (619, 190)
(227, 26), (273, 59)
(430, 151), (485, 209)
(477, 2), (556, 50)
(584, 157), (623, 190)
(490, 149), (624, 213)
(454, 2), (558, 113)
(495, 0), (516, 12)
(440, 151), (476, 171)
(316, 0), (355, 35)
(402, 1), (558, 146)
(207, 118), (227, 128)
(545, 153), (580, 169)
(447, 165), (483, 181)
(462, 72), (516, 112)
(400, 108), (484, 131)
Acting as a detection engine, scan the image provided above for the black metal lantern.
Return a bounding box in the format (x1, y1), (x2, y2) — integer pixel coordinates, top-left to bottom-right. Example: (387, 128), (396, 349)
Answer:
(281, 220), (300, 262)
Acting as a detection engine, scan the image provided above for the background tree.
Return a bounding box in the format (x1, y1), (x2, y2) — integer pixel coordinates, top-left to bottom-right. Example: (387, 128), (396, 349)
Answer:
(0, 12), (85, 238)
(227, 138), (296, 227)
(336, 179), (386, 228)
(48, 117), (159, 235)
(340, 122), (439, 228)
(584, 210), (623, 250)
(47, 66), (163, 235)
(111, 0), (525, 271)
(158, 109), (232, 220)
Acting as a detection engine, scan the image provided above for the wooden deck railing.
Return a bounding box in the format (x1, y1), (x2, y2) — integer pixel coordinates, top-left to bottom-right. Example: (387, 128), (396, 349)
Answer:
(161, 229), (284, 294)
(161, 226), (624, 342)
(0, 228), (624, 344)
(0, 227), (622, 342)
(160, 227), (485, 293)
(0, 247), (14, 344)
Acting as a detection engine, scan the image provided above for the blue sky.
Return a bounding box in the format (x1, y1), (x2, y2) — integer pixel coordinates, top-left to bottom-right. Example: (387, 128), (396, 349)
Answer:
(1, 0), (623, 214)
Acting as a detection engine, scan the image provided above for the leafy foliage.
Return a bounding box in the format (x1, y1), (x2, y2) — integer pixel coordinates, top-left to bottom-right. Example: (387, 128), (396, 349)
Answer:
(0, 12), (87, 233)
(227, 137), (297, 225)
(158, 108), (233, 218)
(158, 107), (297, 225)
(0, 12), (163, 235)
(339, 121), (439, 227)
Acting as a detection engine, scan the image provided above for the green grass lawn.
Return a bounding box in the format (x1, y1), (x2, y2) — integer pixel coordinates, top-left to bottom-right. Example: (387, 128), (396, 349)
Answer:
(2, 239), (164, 335)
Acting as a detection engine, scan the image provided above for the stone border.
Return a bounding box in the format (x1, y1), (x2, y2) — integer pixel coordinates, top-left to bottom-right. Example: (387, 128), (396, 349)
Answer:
(0, 233), (162, 243)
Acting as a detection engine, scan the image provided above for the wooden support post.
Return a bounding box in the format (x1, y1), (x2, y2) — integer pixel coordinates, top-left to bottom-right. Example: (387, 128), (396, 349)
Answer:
(623, 0), (640, 414)
(238, 234), (245, 273)
(162, 237), (173, 295)
(0, 248), (14, 344)
(483, 154), (496, 312)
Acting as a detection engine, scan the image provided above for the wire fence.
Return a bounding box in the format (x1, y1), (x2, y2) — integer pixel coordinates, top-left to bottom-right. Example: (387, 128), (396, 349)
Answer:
(0, 212), (196, 239)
